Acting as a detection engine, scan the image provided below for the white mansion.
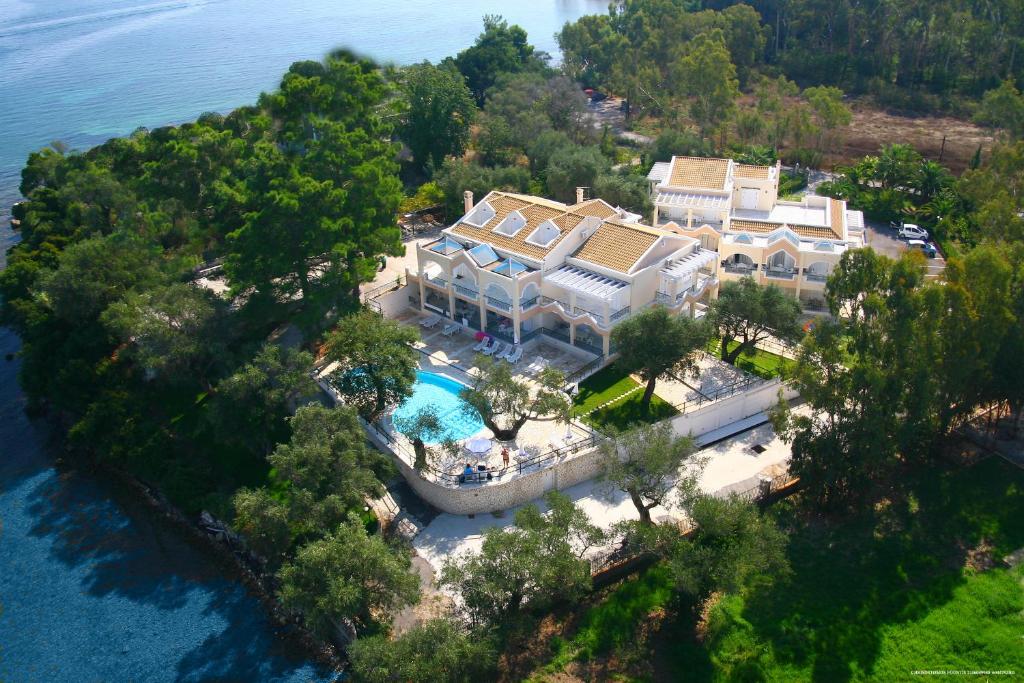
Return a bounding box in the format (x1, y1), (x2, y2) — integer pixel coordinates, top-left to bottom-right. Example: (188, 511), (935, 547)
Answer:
(406, 155), (864, 357)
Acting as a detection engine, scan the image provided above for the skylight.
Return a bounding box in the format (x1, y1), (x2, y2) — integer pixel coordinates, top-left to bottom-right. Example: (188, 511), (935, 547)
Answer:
(768, 227), (801, 247)
(468, 243), (499, 267)
(492, 210), (527, 237)
(813, 241), (835, 252)
(463, 201), (496, 227)
(430, 237), (463, 255)
(524, 220), (561, 248)
(734, 232), (754, 244)
(493, 258), (528, 277)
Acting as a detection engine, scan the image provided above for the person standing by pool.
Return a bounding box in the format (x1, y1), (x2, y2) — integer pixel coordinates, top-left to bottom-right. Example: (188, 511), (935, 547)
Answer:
(501, 446), (510, 467)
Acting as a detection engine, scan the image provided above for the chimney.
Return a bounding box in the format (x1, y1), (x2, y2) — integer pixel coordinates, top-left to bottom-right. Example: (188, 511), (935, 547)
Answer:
(463, 190), (474, 214)
(576, 187), (586, 204)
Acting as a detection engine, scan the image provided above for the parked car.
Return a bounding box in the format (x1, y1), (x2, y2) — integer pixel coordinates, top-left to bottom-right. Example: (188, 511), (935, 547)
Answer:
(907, 239), (938, 258)
(897, 223), (929, 240)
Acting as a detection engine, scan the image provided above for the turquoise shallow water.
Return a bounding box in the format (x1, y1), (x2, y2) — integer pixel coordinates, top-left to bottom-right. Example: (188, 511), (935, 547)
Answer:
(393, 371), (484, 444)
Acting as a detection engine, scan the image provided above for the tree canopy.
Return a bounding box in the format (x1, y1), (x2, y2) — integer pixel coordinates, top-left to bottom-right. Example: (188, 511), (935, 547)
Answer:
(277, 513), (420, 637)
(611, 307), (713, 408)
(324, 310), (419, 420)
(459, 355), (568, 441)
(598, 422), (702, 525)
(400, 62), (476, 170)
(440, 492), (602, 628)
(707, 278), (802, 367)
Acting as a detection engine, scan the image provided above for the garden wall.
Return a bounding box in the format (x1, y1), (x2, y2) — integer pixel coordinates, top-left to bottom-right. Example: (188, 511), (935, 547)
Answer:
(670, 379), (798, 442)
(372, 284), (415, 317)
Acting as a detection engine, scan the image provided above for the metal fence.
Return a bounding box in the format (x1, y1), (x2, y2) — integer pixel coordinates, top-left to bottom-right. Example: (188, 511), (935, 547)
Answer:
(366, 415), (603, 489)
(361, 274), (407, 304)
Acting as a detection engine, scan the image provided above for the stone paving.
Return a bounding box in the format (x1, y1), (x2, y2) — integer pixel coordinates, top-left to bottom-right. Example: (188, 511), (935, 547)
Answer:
(645, 353), (754, 411)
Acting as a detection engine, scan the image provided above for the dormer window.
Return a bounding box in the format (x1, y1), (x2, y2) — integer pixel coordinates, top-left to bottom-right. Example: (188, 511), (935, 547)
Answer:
(524, 220), (561, 248)
(492, 210), (527, 237)
(463, 200), (496, 227)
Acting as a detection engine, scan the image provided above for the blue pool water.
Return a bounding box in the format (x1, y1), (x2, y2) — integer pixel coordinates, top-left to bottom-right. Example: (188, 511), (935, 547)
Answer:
(393, 371), (484, 444)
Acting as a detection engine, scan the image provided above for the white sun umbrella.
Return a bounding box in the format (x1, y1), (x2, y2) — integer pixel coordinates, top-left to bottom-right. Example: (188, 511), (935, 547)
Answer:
(466, 436), (492, 454)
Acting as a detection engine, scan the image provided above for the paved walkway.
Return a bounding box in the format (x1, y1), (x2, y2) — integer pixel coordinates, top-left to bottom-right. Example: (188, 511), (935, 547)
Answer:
(411, 417), (795, 575)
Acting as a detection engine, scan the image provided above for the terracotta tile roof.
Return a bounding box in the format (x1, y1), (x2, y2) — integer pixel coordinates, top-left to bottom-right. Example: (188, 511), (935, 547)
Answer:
(569, 198), (619, 219)
(573, 221), (661, 273)
(667, 156), (730, 190)
(734, 164), (771, 179)
(730, 219), (840, 240)
(448, 192), (631, 261)
(829, 198), (846, 238)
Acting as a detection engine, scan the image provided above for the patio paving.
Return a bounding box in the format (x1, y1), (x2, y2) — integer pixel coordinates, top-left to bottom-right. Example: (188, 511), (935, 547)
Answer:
(647, 353), (756, 410)
(412, 416), (799, 575)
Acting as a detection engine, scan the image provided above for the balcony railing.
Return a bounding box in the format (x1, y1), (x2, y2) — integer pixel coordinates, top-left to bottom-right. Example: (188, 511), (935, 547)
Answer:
(765, 269), (796, 280)
(722, 263), (756, 275)
(520, 295), (539, 310)
(453, 283), (479, 300)
(609, 305), (631, 322)
(486, 295), (512, 312)
(425, 274), (449, 289)
(804, 272), (829, 283)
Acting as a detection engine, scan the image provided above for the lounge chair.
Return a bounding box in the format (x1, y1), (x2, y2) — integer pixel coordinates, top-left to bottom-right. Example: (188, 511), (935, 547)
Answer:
(506, 346), (524, 364)
(495, 344), (514, 361)
(483, 341), (505, 357)
(419, 314), (441, 329)
(442, 323), (460, 336)
(472, 337), (491, 352)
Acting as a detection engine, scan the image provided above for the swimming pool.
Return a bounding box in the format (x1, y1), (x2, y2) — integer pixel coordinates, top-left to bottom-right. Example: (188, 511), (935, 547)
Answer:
(393, 371), (484, 444)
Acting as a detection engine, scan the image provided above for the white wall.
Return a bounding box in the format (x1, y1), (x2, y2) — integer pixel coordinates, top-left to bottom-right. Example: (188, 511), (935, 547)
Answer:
(668, 379), (798, 439)
(373, 285), (416, 317)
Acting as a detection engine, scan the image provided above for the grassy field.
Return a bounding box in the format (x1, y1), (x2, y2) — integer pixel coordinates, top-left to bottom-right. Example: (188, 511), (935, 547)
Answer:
(572, 366), (678, 432)
(522, 456), (1024, 682)
(707, 338), (795, 380)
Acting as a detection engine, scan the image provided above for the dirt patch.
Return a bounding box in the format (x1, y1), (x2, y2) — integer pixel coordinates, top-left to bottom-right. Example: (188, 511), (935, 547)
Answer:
(963, 538), (997, 573)
(830, 104), (994, 173)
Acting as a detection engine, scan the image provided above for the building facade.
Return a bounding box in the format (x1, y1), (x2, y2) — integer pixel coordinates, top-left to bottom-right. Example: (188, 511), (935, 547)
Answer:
(407, 189), (718, 357)
(648, 156), (865, 311)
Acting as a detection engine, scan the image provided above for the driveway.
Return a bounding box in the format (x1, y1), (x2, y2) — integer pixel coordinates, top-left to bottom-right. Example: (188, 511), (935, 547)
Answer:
(863, 219), (946, 280)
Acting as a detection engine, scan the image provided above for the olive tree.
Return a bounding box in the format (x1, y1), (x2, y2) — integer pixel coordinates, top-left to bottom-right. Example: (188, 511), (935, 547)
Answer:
(277, 514), (420, 636)
(439, 492), (601, 628)
(598, 421), (702, 525)
(611, 306), (713, 408)
(459, 355), (567, 440)
(324, 310), (419, 420)
(706, 277), (802, 366)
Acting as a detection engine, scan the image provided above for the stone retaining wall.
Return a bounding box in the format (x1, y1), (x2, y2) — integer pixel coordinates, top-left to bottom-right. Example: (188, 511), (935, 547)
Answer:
(364, 377), (798, 516)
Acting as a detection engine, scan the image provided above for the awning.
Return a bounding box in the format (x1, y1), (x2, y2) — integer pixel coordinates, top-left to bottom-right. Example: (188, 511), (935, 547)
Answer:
(546, 265), (628, 300)
(661, 248), (717, 281)
(655, 190), (729, 209)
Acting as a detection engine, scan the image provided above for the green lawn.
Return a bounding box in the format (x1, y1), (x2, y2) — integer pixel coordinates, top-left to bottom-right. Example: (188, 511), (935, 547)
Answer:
(573, 366), (679, 432)
(707, 338), (795, 380)
(676, 456), (1024, 681)
(529, 565), (676, 681)
(527, 457), (1024, 682)
(572, 366), (640, 414)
